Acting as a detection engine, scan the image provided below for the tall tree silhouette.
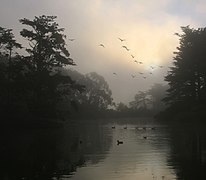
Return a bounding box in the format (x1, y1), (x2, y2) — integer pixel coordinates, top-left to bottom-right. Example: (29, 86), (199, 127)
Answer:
(0, 27), (22, 59)
(19, 15), (76, 117)
(0, 27), (22, 116)
(164, 26), (206, 113)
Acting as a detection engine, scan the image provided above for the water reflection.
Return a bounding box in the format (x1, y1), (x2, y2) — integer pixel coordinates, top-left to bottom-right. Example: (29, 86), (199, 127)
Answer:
(0, 121), (112, 180)
(0, 126), (62, 180)
(167, 122), (206, 180)
(68, 119), (176, 180)
(1, 118), (206, 180)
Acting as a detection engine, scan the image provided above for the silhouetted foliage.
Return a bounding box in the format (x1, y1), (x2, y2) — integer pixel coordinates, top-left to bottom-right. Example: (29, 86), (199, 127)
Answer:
(0, 15), (85, 121)
(0, 27), (22, 57)
(119, 84), (168, 117)
(162, 26), (206, 120)
(59, 69), (114, 118)
(116, 102), (129, 112)
(83, 72), (114, 110)
(147, 83), (168, 111)
(129, 91), (151, 110)
(18, 15), (79, 118)
(0, 27), (23, 117)
(130, 84), (167, 111)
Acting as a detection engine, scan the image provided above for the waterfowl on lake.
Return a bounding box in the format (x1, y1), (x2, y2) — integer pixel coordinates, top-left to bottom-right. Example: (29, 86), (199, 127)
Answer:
(147, 127), (156, 130)
(143, 136), (148, 139)
(117, 140), (123, 145)
(112, 126), (115, 129)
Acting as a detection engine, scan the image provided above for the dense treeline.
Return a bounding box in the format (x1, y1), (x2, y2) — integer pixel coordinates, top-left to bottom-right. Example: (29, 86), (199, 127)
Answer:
(0, 15), (117, 122)
(62, 68), (167, 118)
(0, 15), (168, 122)
(58, 69), (115, 119)
(3, 16), (204, 122)
(114, 83), (167, 117)
(0, 15), (84, 121)
(158, 26), (206, 121)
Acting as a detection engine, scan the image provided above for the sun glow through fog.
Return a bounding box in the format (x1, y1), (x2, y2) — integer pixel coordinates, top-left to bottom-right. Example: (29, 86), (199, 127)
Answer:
(0, 0), (205, 103)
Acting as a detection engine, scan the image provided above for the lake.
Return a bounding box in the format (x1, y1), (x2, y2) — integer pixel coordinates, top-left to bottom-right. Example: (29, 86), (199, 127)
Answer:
(1, 117), (206, 180)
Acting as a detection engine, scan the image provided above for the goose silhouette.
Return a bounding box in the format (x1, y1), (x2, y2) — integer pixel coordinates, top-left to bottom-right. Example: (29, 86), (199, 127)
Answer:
(118, 38), (126, 42)
(99, 44), (105, 47)
(122, 46), (130, 51)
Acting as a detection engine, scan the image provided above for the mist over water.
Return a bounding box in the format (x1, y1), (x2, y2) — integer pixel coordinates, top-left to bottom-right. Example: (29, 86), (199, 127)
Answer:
(1, 1), (206, 180)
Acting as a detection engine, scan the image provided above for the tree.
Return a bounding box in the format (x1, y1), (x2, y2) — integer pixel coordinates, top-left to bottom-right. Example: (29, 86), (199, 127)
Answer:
(147, 83), (167, 111)
(0, 27), (22, 59)
(83, 72), (114, 110)
(19, 15), (77, 117)
(129, 91), (151, 110)
(164, 26), (206, 112)
(116, 102), (129, 112)
(0, 27), (23, 116)
(0, 27), (22, 83)
(59, 69), (114, 118)
(20, 15), (75, 72)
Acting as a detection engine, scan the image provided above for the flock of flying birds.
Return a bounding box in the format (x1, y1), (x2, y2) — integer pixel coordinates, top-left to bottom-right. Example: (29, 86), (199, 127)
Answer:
(69, 37), (167, 81)
(99, 37), (167, 80)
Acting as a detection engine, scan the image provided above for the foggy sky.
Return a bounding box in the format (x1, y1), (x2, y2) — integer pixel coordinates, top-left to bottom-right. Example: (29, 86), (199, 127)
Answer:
(1, 0), (206, 104)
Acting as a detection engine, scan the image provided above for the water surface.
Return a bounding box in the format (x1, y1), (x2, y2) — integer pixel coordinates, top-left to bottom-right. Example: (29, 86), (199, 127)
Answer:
(1, 117), (206, 180)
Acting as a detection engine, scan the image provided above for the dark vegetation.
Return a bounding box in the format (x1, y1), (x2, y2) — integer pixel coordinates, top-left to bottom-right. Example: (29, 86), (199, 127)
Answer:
(115, 83), (167, 117)
(0, 15), (84, 123)
(0, 15), (167, 124)
(1, 15), (205, 124)
(157, 26), (206, 121)
(1, 16), (206, 179)
(0, 15), (116, 123)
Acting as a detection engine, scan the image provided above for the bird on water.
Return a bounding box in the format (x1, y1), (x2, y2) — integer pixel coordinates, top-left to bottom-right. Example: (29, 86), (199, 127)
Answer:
(117, 140), (123, 145)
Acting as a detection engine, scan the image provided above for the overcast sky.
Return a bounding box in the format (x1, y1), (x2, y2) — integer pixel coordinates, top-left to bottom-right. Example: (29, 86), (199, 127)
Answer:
(1, 0), (206, 104)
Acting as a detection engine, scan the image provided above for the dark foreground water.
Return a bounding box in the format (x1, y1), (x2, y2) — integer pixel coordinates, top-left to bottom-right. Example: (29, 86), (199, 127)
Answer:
(1, 117), (206, 180)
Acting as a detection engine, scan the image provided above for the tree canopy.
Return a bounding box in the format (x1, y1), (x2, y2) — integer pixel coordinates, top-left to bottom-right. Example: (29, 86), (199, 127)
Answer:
(20, 15), (75, 73)
(60, 69), (114, 118)
(164, 26), (206, 117)
(0, 15), (83, 119)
